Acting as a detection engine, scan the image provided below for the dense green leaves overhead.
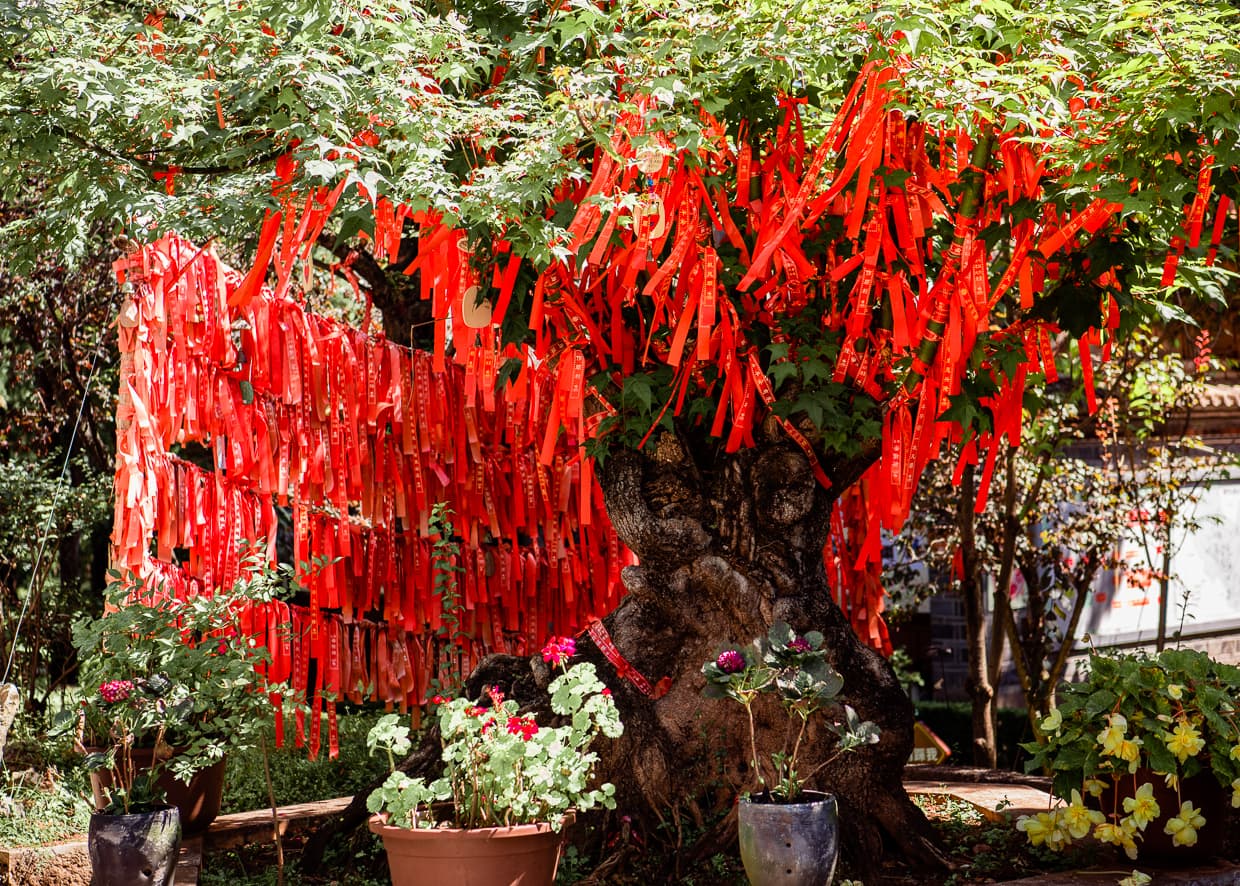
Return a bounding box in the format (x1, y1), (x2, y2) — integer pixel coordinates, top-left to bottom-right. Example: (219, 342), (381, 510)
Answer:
(2, 0), (1238, 277)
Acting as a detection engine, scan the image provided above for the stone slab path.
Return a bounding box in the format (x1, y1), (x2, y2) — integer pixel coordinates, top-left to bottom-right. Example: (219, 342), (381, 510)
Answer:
(905, 776), (1059, 822)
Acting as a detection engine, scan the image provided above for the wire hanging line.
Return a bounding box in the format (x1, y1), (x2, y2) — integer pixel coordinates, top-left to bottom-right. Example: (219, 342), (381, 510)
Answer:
(2, 295), (116, 687)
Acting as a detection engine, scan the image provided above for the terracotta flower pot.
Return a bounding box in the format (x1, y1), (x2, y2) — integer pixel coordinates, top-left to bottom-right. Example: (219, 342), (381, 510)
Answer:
(88, 805), (180, 886)
(88, 747), (227, 835)
(738, 791), (839, 886)
(368, 814), (572, 886)
(1098, 768), (1227, 864)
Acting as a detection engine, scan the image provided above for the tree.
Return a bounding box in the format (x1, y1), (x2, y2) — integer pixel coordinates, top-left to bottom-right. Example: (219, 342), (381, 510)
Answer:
(891, 329), (1235, 758)
(3, 0), (1239, 872)
(0, 199), (117, 709)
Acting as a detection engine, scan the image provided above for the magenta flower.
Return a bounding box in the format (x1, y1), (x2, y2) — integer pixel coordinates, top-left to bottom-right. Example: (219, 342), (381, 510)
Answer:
(99, 680), (134, 704)
(541, 636), (576, 666)
(788, 637), (812, 654)
(716, 650), (746, 674)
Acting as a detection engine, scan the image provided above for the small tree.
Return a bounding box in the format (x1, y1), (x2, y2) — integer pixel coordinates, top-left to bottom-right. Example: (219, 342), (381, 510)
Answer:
(892, 330), (1236, 755)
(1099, 331), (1237, 652)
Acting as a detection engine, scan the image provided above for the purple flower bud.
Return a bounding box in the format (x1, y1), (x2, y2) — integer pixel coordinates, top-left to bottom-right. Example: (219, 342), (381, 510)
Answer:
(716, 649), (746, 674)
(788, 637), (812, 654)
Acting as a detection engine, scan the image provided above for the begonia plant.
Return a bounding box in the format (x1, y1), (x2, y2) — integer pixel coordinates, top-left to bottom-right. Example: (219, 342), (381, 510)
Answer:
(1019, 648), (1240, 858)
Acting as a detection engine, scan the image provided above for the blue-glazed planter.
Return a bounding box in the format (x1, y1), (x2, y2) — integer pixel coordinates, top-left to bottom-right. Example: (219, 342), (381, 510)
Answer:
(738, 791), (838, 886)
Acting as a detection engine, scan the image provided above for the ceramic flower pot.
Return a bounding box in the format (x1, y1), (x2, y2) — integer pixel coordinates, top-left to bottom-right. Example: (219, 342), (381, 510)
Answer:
(88, 746), (227, 835)
(368, 814), (572, 886)
(88, 805), (181, 886)
(738, 791), (838, 886)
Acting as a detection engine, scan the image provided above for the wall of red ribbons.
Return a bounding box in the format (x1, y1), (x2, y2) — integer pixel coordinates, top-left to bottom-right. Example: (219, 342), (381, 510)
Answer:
(111, 234), (634, 756)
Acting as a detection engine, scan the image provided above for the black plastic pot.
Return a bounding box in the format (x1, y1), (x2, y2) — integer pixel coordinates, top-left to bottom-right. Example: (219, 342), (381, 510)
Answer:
(738, 791), (838, 886)
(88, 806), (181, 886)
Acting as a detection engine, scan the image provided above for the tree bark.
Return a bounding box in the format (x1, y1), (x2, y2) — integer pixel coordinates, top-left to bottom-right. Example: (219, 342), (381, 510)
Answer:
(957, 463), (997, 768)
(301, 432), (949, 875)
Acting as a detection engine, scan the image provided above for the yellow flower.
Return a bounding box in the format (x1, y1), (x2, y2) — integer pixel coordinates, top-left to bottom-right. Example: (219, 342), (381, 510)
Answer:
(1119, 872), (1152, 886)
(1230, 744), (1240, 763)
(1097, 713), (1128, 756)
(1116, 736), (1144, 772)
(1084, 777), (1107, 798)
(1018, 810), (1070, 850)
(1062, 790), (1105, 839)
(1232, 778), (1240, 809)
(1167, 684), (1184, 700)
(1165, 720), (1205, 763)
(1096, 817), (1140, 860)
(1040, 708), (1063, 733)
(1122, 782), (1160, 830)
(1163, 801), (1206, 847)
(1016, 812), (1055, 847)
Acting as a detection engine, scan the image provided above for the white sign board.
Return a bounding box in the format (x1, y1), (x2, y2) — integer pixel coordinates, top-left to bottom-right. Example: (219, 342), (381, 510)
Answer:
(1083, 479), (1240, 646)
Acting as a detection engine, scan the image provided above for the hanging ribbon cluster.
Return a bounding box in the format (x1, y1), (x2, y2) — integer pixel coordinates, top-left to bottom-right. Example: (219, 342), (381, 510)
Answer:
(112, 233), (633, 755)
(114, 54), (1232, 689)
(393, 63), (1214, 651)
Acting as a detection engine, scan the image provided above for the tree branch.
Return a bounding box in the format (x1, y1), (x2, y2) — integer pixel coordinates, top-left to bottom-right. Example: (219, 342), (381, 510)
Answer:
(42, 120), (285, 176)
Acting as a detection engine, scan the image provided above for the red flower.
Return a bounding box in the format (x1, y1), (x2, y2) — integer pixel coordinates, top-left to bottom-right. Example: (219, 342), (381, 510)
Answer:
(715, 650), (746, 674)
(506, 715), (539, 741)
(541, 636), (576, 667)
(99, 680), (134, 704)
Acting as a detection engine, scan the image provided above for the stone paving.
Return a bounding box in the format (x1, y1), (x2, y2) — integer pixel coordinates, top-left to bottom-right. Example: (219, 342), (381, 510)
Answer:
(905, 777), (1059, 822)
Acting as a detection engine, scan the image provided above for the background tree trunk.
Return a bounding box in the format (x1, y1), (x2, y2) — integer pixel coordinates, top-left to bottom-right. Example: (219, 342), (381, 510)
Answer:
(957, 463), (997, 767)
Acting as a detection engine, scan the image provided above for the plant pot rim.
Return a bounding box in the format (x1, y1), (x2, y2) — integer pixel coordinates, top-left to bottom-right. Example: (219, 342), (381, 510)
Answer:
(740, 790), (836, 807)
(90, 804), (179, 821)
(368, 811), (573, 837)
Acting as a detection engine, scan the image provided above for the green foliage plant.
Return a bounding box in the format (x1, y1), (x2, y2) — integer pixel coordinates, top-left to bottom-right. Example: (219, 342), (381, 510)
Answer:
(1019, 648), (1240, 859)
(58, 554), (293, 813)
(701, 621), (880, 803)
(427, 502), (468, 697)
(366, 636), (622, 831)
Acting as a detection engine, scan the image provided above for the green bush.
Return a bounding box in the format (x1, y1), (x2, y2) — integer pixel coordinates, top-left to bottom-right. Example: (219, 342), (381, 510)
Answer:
(221, 709), (397, 813)
(913, 702), (1031, 770)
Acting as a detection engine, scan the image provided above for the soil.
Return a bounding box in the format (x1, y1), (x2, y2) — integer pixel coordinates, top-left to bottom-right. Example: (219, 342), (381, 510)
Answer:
(2, 842), (93, 886)
(192, 792), (1101, 885)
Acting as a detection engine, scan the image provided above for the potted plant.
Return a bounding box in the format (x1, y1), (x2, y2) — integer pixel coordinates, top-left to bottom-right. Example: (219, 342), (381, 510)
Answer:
(701, 621), (880, 886)
(78, 674), (183, 886)
(1019, 648), (1240, 863)
(65, 564), (286, 836)
(366, 635), (623, 886)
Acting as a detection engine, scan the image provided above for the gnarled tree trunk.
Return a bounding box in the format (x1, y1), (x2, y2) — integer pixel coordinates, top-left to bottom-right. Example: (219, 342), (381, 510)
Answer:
(302, 431), (947, 875)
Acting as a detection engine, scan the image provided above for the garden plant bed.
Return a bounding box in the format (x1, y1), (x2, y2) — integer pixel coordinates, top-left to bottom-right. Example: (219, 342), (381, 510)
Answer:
(6, 774), (1240, 884)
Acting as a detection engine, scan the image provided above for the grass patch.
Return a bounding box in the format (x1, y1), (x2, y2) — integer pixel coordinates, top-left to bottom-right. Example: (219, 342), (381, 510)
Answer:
(221, 709), (394, 813)
(0, 770), (92, 848)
